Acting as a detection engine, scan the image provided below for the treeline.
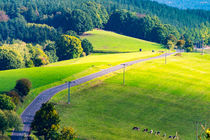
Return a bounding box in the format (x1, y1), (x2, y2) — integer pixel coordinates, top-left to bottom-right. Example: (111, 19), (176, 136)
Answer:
(0, 1), (108, 43)
(1, 0), (209, 29)
(0, 0), (209, 44)
(151, 0), (210, 10)
(0, 33), (93, 70)
(0, 0), (209, 61)
(106, 10), (209, 50)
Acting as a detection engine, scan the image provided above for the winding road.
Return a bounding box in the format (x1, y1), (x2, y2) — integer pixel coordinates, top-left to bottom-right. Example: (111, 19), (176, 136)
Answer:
(11, 52), (175, 139)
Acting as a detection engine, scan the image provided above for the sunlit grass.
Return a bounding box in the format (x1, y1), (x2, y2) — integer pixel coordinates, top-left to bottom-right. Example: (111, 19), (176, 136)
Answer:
(81, 29), (165, 52)
(51, 53), (210, 140)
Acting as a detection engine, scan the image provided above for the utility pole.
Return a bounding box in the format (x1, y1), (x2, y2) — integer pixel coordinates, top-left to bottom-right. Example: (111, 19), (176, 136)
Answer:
(165, 50), (167, 64)
(121, 64), (127, 85)
(196, 121), (198, 140)
(66, 81), (75, 104)
(202, 40), (204, 55)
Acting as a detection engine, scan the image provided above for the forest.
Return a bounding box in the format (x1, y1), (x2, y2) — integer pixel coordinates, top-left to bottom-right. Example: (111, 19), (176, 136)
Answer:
(0, 0), (209, 70)
(151, 0), (210, 10)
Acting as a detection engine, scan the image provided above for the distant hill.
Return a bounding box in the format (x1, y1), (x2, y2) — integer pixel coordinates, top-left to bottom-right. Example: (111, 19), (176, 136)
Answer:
(151, 0), (210, 10)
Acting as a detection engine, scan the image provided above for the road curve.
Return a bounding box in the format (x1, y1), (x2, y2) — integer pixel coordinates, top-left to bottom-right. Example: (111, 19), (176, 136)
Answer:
(12, 52), (175, 139)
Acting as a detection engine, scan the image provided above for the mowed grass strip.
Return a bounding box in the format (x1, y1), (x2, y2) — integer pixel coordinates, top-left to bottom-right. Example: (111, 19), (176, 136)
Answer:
(51, 53), (210, 140)
(81, 29), (165, 52)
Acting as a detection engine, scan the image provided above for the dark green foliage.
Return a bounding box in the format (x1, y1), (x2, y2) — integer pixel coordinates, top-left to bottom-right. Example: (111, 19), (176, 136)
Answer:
(44, 41), (59, 63)
(56, 35), (83, 60)
(65, 30), (80, 39)
(105, 10), (175, 44)
(0, 94), (15, 110)
(14, 79), (32, 97)
(0, 0), (208, 46)
(31, 102), (60, 139)
(69, 9), (93, 34)
(0, 47), (24, 70)
(176, 40), (185, 49)
(184, 39), (194, 52)
(0, 110), (8, 136)
(152, 0), (209, 10)
(81, 39), (93, 55)
(7, 90), (20, 105)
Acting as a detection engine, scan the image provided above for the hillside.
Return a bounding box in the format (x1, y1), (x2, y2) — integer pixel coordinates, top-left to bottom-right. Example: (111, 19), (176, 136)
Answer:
(152, 0), (210, 10)
(0, 31), (165, 114)
(51, 53), (210, 140)
(81, 30), (164, 53)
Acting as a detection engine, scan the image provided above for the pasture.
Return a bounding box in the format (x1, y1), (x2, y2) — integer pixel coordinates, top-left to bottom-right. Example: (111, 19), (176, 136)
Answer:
(51, 53), (210, 140)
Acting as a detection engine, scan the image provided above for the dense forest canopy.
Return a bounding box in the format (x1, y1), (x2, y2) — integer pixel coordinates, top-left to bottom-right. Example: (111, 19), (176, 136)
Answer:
(0, 0), (209, 69)
(151, 0), (210, 10)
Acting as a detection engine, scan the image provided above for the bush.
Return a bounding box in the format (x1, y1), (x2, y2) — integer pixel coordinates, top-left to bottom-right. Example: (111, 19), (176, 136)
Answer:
(14, 79), (32, 97)
(186, 47), (193, 52)
(65, 30), (80, 39)
(56, 35), (83, 60)
(31, 102), (60, 139)
(0, 94), (15, 110)
(7, 90), (20, 105)
(0, 110), (8, 136)
(59, 127), (76, 140)
(81, 39), (93, 55)
(33, 48), (50, 66)
(26, 60), (34, 68)
(0, 47), (24, 70)
(27, 44), (50, 67)
(43, 41), (58, 63)
(3, 110), (23, 131)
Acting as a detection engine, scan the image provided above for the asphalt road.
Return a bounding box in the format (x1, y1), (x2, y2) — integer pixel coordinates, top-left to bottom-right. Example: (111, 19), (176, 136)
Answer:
(11, 52), (175, 139)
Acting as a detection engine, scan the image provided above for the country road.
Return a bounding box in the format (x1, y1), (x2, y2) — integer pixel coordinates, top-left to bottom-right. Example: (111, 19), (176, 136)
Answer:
(11, 52), (175, 139)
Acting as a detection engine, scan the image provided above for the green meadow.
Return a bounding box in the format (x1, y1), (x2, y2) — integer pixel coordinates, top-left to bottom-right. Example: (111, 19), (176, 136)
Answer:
(0, 52), (161, 114)
(81, 29), (165, 52)
(51, 53), (210, 140)
(0, 29), (165, 114)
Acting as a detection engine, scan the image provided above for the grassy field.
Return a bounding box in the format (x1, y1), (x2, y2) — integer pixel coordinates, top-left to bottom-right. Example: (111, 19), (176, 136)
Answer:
(81, 29), (165, 52)
(0, 52), (161, 114)
(51, 53), (210, 140)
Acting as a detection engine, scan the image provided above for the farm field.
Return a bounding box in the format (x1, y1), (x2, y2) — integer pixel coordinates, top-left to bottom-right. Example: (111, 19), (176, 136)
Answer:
(81, 29), (165, 52)
(0, 53), (162, 114)
(51, 53), (210, 140)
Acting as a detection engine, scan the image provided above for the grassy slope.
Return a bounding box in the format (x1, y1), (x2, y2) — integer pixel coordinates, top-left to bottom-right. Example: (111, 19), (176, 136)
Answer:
(81, 29), (165, 52)
(0, 29), (165, 114)
(51, 53), (210, 140)
(0, 52), (161, 114)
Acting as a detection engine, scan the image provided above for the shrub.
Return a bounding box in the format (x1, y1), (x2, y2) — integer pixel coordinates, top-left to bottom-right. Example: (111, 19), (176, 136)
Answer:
(14, 79), (32, 97)
(3, 110), (23, 131)
(65, 30), (80, 39)
(59, 127), (76, 140)
(0, 110), (8, 136)
(31, 102), (60, 139)
(186, 47), (193, 52)
(206, 128), (210, 138)
(43, 41), (58, 63)
(0, 47), (24, 70)
(0, 94), (15, 110)
(81, 39), (93, 55)
(33, 48), (50, 66)
(56, 35), (83, 60)
(7, 90), (20, 105)
(26, 60), (34, 68)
